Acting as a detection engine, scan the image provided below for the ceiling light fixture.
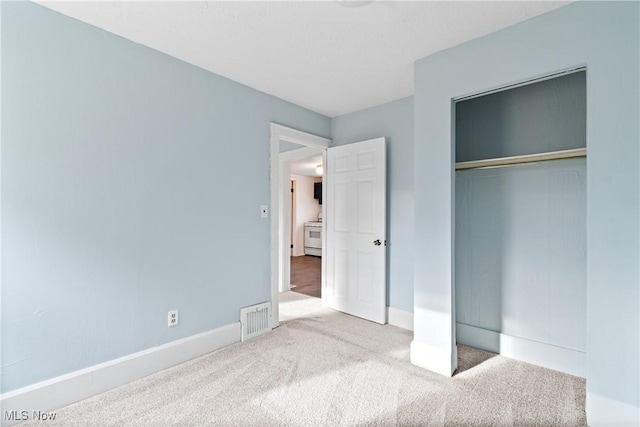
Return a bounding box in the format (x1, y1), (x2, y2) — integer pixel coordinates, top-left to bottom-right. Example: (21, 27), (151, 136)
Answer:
(316, 164), (323, 176)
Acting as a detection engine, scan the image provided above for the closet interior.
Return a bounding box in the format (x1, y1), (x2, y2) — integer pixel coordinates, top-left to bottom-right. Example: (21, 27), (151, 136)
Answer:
(454, 70), (587, 377)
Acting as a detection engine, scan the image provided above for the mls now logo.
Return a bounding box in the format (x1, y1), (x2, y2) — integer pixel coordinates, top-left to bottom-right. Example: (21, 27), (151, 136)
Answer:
(3, 411), (28, 421)
(4, 410), (57, 421)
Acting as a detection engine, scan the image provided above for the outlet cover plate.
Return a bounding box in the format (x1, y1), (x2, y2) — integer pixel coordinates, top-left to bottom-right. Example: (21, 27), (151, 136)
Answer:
(168, 310), (179, 327)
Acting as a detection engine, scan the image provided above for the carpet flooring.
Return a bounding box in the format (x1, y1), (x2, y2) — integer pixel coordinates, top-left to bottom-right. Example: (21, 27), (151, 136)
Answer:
(21, 292), (586, 426)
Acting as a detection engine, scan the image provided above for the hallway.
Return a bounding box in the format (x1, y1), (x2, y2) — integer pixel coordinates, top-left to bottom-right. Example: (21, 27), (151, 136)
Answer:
(290, 255), (321, 298)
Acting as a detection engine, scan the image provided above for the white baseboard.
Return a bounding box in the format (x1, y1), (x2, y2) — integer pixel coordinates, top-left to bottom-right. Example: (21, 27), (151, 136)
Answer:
(456, 322), (585, 378)
(387, 307), (414, 331)
(410, 339), (457, 377)
(587, 392), (640, 426)
(0, 322), (241, 427)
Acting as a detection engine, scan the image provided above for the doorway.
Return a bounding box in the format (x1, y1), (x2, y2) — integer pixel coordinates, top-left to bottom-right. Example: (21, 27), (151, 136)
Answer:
(269, 124), (330, 329)
(270, 124), (388, 328)
(289, 155), (323, 299)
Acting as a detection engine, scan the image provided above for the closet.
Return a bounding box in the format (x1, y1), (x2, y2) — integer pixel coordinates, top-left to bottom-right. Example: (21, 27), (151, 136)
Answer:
(454, 70), (587, 377)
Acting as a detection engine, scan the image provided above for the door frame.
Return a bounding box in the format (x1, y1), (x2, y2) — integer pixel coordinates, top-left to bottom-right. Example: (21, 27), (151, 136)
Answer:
(290, 179), (295, 257)
(270, 123), (331, 329)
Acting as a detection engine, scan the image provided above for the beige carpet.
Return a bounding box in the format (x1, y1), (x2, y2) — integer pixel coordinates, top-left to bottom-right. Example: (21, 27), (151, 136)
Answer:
(21, 292), (586, 426)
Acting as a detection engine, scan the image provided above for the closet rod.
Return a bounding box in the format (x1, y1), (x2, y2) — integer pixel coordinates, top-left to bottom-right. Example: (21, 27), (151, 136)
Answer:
(455, 148), (586, 171)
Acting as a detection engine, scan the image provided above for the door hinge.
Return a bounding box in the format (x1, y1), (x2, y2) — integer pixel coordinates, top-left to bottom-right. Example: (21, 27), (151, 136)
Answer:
(291, 244), (294, 249)
(291, 188), (294, 193)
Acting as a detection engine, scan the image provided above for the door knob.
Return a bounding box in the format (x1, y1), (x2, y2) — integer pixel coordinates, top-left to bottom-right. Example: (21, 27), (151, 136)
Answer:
(373, 239), (381, 246)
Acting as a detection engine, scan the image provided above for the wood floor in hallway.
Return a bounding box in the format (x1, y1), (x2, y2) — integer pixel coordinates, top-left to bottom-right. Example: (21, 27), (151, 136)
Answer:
(290, 255), (321, 298)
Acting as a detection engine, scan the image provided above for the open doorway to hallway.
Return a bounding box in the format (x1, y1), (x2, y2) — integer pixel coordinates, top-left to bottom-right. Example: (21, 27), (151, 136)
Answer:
(289, 155), (322, 299)
(270, 123), (330, 329)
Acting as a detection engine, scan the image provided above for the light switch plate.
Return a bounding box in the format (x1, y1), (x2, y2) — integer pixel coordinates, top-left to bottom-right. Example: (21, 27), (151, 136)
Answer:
(260, 205), (268, 218)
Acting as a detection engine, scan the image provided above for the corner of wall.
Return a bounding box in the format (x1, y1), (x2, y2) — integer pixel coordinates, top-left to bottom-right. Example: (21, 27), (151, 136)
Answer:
(410, 339), (456, 377)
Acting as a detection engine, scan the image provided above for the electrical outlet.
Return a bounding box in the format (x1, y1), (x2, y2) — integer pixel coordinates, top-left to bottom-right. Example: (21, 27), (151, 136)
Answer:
(168, 310), (179, 327)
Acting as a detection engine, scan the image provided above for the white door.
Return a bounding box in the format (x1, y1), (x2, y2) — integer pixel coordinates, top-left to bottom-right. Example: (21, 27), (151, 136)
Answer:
(325, 137), (386, 324)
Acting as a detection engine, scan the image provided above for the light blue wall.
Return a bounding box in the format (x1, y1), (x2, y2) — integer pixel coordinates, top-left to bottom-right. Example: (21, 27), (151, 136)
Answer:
(1, 2), (330, 393)
(414, 0), (639, 417)
(456, 71), (586, 161)
(456, 159), (586, 351)
(331, 97), (414, 312)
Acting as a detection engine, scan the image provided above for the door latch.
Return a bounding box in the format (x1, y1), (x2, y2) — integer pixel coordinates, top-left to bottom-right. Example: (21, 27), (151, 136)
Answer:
(374, 239), (381, 246)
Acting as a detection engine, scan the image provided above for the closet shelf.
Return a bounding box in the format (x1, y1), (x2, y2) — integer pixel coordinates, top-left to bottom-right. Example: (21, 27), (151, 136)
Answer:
(455, 148), (586, 170)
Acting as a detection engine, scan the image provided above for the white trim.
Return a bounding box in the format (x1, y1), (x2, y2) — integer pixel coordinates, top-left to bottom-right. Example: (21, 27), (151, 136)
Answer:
(0, 323), (240, 427)
(586, 392), (640, 426)
(387, 307), (414, 331)
(270, 123), (331, 329)
(456, 322), (586, 378)
(319, 149), (327, 308)
(271, 123), (331, 150)
(280, 158), (292, 292)
(410, 340), (457, 377)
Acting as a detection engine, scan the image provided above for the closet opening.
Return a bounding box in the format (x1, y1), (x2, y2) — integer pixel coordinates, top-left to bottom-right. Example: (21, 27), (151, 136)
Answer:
(453, 69), (587, 377)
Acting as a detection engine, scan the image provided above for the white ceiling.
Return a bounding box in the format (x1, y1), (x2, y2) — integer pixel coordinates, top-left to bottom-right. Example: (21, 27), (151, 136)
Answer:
(37, 1), (570, 118)
(291, 154), (323, 178)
